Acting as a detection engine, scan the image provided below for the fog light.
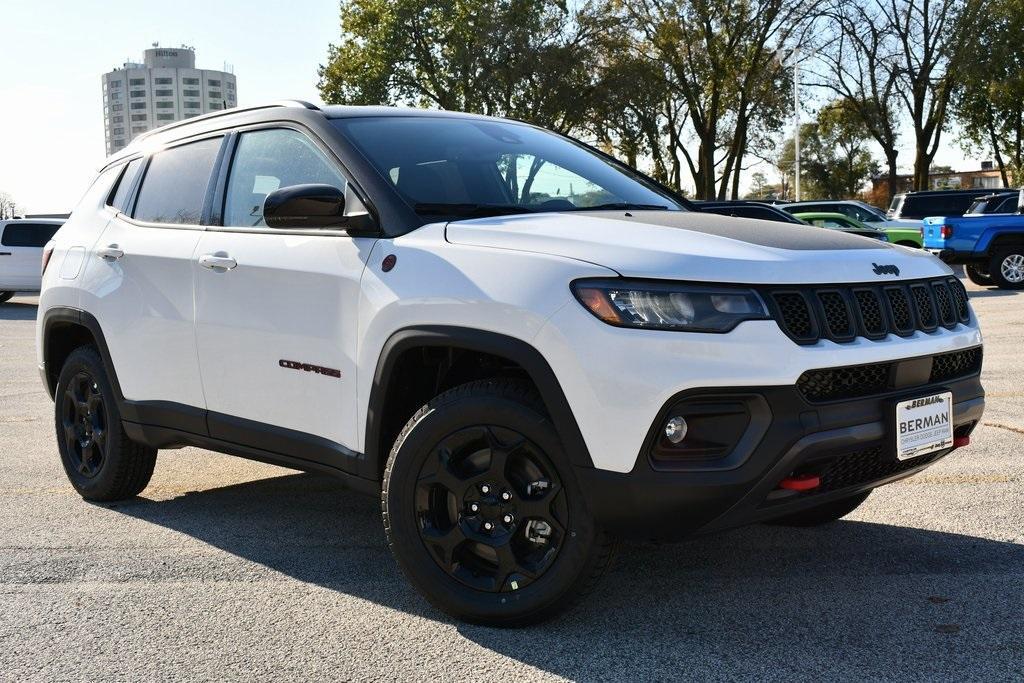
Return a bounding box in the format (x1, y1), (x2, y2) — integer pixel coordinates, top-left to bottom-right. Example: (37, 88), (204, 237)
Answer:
(664, 416), (688, 444)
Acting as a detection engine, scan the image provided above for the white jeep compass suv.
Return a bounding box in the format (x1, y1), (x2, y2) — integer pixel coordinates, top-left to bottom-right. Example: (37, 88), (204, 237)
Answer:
(37, 101), (985, 625)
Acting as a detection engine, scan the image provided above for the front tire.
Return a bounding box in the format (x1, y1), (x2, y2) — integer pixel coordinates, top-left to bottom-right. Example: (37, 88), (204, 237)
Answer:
(0, 292), (14, 303)
(765, 491), (871, 527)
(964, 263), (994, 287)
(55, 346), (157, 501)
(990, 248), (1024, 290)
(382, 379), (614, 626)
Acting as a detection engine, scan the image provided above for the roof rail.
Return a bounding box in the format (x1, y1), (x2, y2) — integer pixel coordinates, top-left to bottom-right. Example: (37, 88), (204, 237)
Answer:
(132, 100), (322, 143)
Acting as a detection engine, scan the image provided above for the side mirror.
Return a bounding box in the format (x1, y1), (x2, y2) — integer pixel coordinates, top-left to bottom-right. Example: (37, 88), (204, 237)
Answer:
(263, 184), (346, 229)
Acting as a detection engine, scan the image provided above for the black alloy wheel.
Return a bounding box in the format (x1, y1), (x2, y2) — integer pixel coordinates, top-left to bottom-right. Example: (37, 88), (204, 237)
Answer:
(54, 345), (157, 501)
(415, 425), (567, 593)
(61, 371), (109, 479)
(382, 379), (614, 626)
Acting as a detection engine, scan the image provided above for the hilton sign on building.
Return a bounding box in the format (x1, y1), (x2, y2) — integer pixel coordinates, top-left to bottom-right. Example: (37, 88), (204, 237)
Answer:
(101, 45), (237, 155)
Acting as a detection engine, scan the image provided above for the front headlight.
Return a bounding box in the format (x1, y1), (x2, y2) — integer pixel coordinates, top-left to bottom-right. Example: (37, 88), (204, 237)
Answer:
(571, 279), (769, 333)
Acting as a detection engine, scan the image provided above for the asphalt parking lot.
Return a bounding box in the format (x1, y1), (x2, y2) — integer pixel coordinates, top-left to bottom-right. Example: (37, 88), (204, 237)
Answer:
(1, 278), (1021, 682)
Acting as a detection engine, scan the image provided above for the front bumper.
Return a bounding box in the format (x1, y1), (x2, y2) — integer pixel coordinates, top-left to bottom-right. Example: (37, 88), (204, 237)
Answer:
(575, 370), (984, 540)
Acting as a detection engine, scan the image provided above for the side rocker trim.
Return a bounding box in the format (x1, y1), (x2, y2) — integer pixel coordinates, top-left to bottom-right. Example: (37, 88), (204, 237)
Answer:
(365, 326), (595, 479)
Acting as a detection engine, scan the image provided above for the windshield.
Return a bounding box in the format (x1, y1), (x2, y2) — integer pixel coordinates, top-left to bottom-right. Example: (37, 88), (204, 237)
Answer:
(887, 194), (904, 217)
(848, 201), (887, 223)
(333, 116), (686, 218)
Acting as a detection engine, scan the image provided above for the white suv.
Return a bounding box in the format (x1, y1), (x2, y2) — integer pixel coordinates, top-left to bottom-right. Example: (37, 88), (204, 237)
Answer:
(37, 102), (985, 625)
(0, 218), (65, 301)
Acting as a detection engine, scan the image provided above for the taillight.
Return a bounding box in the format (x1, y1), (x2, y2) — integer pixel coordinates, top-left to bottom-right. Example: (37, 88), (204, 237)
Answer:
(41, 240), (56, 276)
(940, 225), (954, 240)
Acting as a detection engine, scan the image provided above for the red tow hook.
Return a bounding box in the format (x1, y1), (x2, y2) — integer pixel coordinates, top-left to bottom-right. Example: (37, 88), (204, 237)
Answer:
(778, 473), (821, 492)
(953, 436), (970, 449)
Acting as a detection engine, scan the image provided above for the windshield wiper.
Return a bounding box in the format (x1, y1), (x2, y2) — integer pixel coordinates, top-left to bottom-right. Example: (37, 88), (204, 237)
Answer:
(561, 202), (671, 212)
(414, 203), (536, 218)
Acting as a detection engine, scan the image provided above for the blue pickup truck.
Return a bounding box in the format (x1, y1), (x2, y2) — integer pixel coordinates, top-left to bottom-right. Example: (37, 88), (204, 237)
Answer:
(923, 189), (1024, 289)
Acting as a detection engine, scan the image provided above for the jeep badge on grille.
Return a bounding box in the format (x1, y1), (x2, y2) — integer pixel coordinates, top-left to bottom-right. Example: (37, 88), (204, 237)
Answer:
(872, 263), (900, 276)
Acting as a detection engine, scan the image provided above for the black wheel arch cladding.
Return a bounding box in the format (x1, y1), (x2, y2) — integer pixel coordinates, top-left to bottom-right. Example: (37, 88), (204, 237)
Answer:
(365, 326), (595, 479)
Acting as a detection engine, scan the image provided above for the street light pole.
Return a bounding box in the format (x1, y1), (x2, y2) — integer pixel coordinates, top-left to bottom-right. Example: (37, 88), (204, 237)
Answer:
(793, 56), (801, 202)
(778, 47), (810, 202)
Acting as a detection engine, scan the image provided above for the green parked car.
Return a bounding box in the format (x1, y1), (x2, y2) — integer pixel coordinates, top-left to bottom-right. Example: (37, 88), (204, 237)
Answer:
(791, 211), (922, 247)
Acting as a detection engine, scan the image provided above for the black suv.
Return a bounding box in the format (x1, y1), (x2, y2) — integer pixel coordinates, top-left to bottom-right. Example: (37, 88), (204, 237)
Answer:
(888, 189), (1005, 220)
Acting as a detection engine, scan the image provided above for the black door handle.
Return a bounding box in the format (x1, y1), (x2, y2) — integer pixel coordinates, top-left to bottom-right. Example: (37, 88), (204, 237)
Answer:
(0, 252), (11, 256)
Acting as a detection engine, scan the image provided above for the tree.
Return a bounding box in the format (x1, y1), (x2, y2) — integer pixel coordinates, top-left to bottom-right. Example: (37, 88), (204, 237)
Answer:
(585, 36), (680, 185)
(954, 0), (1024, 186)
(777, 110), (877, 200)
(0, 192), (19, 220)
(819, 0), (982, 197)
(744, 171), (773, 199)
(318, 0), (609, 133)
(816, 0), (903, 202)
(618, 0), (813, 199)
(884, 0), (983, 191)
(816, 99), (878, 197)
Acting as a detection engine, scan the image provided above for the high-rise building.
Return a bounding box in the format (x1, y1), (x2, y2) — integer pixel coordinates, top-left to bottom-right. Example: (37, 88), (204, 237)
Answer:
(101, 45), (237, 155)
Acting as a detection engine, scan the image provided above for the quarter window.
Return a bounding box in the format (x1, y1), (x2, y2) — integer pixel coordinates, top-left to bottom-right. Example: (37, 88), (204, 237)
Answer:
(108, 158), (145, 211)
(222, 128), (347, 227)
(133, 137), (222, 225)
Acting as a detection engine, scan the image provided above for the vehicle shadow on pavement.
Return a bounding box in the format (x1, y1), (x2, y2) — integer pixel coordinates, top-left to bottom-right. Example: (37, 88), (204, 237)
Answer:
(0, 301), (38, 321)
(114, 471), (1024, 680)
(967, 288), (1020, 299)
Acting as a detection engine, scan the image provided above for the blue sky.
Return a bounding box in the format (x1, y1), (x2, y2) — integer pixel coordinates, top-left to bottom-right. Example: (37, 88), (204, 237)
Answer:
(0, 0), (338, 213)
(1, 0), (974, 212)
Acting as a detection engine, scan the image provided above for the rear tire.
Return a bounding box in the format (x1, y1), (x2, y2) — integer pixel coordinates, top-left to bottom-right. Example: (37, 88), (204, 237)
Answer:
(54, 346), (157, 501)
(964, 263), (994, 287)
(382, 379), (614, 626)
(0, 292), (14, 303)
(990, 248), (1024, 290)
(765, 491), (871, 527)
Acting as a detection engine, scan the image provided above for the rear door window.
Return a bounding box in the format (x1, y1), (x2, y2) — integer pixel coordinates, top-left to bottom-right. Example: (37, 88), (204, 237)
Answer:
(133, 137), (223, 225)
(0, 223), (61, 247)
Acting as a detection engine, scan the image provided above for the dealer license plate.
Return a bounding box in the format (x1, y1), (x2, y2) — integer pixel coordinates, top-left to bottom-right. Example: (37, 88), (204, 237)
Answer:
(895, 392), (953, 461)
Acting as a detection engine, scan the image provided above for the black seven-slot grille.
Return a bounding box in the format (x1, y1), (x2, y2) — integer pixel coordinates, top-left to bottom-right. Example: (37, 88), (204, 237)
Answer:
(767, 276), (970, 344)
(797, 346), (982, 403)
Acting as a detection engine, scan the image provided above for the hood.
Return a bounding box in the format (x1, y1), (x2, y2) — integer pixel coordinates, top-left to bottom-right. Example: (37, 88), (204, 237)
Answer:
(445, 210), (950, 284)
